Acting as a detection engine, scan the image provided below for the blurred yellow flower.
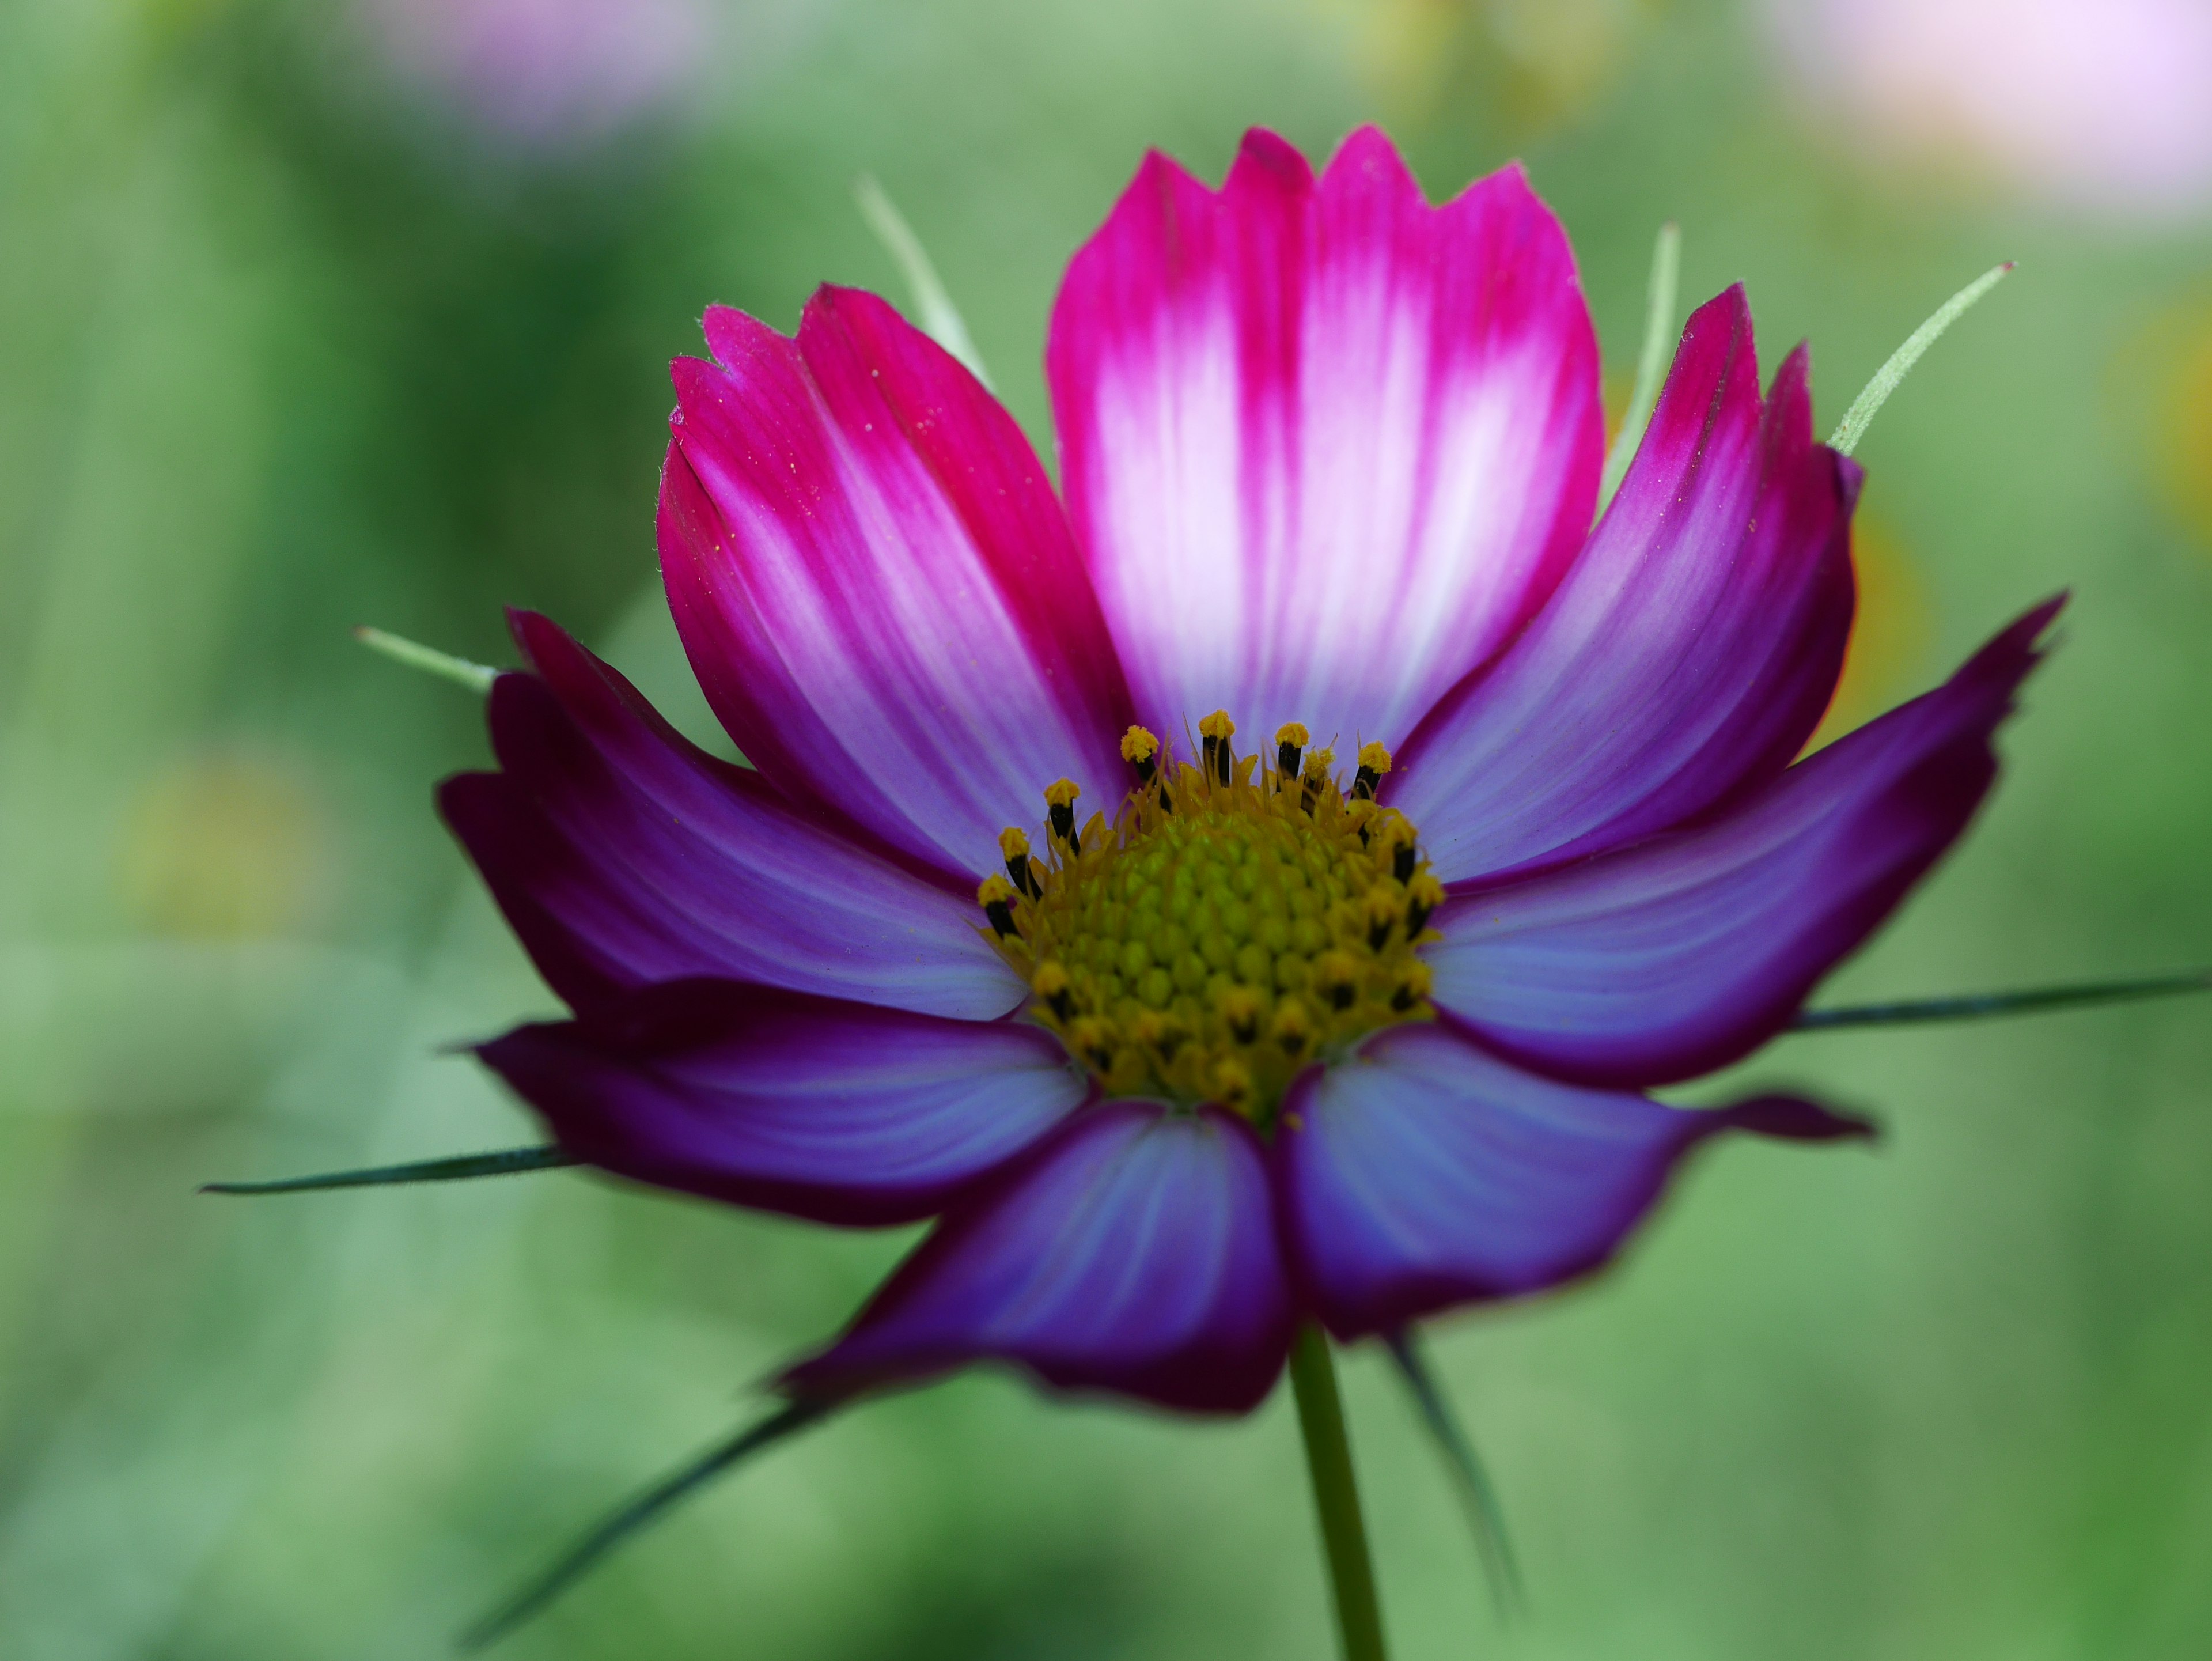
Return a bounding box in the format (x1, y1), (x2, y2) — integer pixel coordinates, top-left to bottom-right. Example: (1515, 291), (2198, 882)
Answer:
(116, 749), (335, 939)
(1320, 0), (1646, 136)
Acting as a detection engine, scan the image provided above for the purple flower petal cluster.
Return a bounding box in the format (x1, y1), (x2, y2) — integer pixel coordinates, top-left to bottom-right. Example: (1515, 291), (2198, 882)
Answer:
(446, 127), (2055, 1415)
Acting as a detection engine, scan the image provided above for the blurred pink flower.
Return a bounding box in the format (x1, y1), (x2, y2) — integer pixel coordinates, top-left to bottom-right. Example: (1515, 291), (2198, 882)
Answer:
(1768, 0), (2212, 219)
(357, 0), (715, 150)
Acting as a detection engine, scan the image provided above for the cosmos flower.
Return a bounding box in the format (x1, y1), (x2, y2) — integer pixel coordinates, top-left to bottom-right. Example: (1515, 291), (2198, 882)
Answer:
(1767, 0), (2212, 221)
(444, 126), (2055, 1416)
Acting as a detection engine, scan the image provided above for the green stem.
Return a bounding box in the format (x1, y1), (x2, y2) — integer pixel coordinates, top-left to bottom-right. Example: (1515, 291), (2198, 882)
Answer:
(1289, 1322), (1389, 1661)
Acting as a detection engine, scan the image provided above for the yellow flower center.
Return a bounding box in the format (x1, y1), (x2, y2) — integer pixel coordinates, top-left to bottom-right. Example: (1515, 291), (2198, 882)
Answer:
(977, 715), (1444, 1126)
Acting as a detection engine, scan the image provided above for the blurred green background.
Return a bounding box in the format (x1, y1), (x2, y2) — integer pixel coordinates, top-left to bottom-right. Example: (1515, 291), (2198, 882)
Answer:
(3, 0), (2210, 1656)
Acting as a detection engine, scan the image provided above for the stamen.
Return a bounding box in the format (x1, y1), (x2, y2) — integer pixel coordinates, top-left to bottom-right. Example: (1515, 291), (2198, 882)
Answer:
(1031, 959), (1075, 1020)
(1199, 709), (1236, 785)
(1275, 722), (1309, 782)
(977, 875), (1020, 939)
(1120, 725), (1170, 811)
(1354, 741), (1393, 801)
(1406, 872), (1445, 937)
(998, 826), (1041, 898)
(1271, 997), (1313, 1058)
(1217, 984), (1264, 1045)
(1069, 1015), (1118, 1070)
(1392, 960), (1433, 1013)
(1373, 811), (1418, 882)
(1315, 949), (1360, 1012)
(1362, 886), (1402, 952)
(1213, 1056), (1253, 1112)
(1300, 746), (1336, 814)
(1044, 778), (1082, 854)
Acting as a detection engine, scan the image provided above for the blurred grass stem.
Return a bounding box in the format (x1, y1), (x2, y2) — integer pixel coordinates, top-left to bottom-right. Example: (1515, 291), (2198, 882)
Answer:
(1597, 221), (1680, 516)
(1829, 263), (2013, 456)
(1793, 968), (2211, 1030)
(1290, 1323), (1389, 1661)
(462, 1399), (832, 1650)
(353, 626), (497, 693)
(1387, 1330), (1522, 1621)
(201, 1145), (573, 1195)
(854, 175), (993, 389)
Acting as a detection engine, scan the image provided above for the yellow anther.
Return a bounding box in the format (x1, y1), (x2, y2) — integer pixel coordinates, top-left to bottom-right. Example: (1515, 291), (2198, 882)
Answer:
(1043, 778), (1082, 853)
(1068, 1016), (1118, 1070)
(1274, 722), (1309, 747)
(1270, 997), (1313, 1057)
(977, 875), (1020, 939)
(1391, 960), (1434, 1012)
(1213, 1056), (1253, 1110)
(1216, 984), (1265, 1043)
(998, 826), (1031, 860)
(1119, 727), (1160, 764)
(1357, 741), (1392, 775)
(1130, 1007), (1187, 1060)
(1406, 872), (1445, 935)
(1362, 884), (1402, 951)
(1314, 949), (1361, 1011)
(1198, 710), (1237, 740)
(1031, 958), (1074, 1020)
(1304, 747), (1337, 778)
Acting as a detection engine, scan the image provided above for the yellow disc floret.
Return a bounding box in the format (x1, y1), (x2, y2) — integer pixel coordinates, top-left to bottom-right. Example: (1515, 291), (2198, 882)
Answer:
(973, 718), (1438, 1127)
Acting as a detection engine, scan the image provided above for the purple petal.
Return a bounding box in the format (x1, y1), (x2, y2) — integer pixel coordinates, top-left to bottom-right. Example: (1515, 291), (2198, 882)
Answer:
(1425, 599), (2065, 1087)
(785, 1102), (1293, 1414)
(1279, 1022), (1872, 1338)
(660, 286), (1134, 881)
(476, 981), (1088, 1225)
(1047, 126), (1603, 750)
(1395, 287), (1859, 884)
(441, 613), (1022, 1021)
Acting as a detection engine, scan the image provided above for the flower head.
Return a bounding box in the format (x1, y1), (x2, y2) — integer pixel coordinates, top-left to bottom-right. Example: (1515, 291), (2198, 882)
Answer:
(447, 127), (2055, 1414)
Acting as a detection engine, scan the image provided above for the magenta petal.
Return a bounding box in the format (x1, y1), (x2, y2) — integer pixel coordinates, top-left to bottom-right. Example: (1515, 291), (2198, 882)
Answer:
(440, 613), (1022, 1022)
(660, 287), (1134, 880)
(1047, 126), (1602, 748)
(1279, 1023), (1872, 1338)
(1425, 599), (2065, 1087)
(1395, 287), (1860, 884)
(477, 981), (1088, 1225)
(784, 1102), (1293, 1414)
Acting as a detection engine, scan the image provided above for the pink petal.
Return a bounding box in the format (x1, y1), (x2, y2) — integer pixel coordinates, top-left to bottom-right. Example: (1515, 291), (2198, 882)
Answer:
(784, 1102), (1293, 1414)
(441, 612), (1024, 1022)
(661, 286), (1134, 881)
(1395, 287), (1859, 884)
(1279, 1023), (1871, 1338)
(478, 981), (1089, 1226)
(1425, 599), (2064, 1087)
(1047, 126), (1603, 750)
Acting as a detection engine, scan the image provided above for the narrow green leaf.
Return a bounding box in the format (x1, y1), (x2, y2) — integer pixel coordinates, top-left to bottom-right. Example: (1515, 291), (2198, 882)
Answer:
(462, 1398), (832, 1651)
(853, 174), (993, 390)
(1387, 1330), (1522, 1621)
(1596, 220), (1681, 517)
(1793, 969), (2211, 1032)
(353, 625), (498, 694)
(200, 1145), (573, 1196)
(1828, 262), (2013, 457)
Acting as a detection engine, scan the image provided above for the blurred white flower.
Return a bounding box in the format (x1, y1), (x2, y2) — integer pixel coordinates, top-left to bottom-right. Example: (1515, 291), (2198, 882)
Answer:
(1767, 0), (2212, 220)
(355, 0), (718, 150)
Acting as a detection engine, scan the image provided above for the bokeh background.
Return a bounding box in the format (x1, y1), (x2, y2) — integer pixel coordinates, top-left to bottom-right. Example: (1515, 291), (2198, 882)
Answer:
(3, 0), (2210, 1655)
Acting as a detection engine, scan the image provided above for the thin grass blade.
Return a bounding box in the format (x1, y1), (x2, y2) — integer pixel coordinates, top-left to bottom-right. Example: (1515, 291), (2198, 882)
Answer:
(354, 625), (498, 693)
(1387, 1330), (1523, 1621)
(462, 1398), (832, 1651)
(201, 1145), (574, 1196)
(1828, 262), (2013, 457)
(1793, 969), (2211, 1031)
(1596, 220), (1681, 516)
(853, 174), (993, 389)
